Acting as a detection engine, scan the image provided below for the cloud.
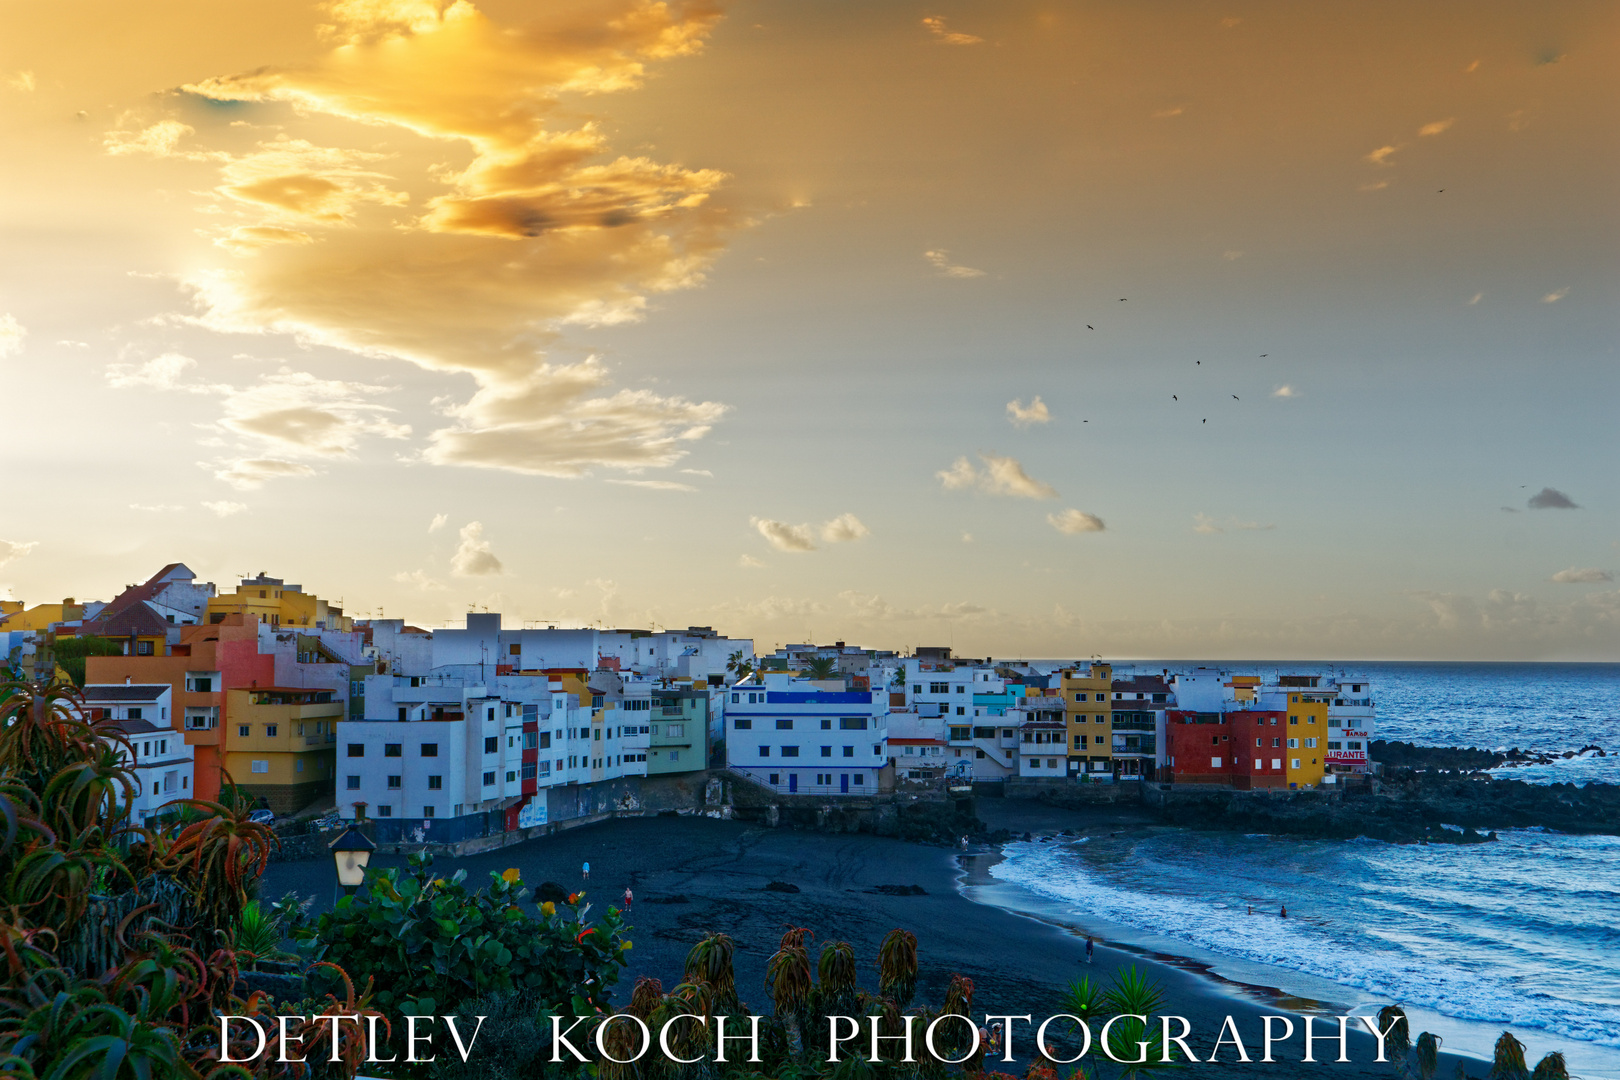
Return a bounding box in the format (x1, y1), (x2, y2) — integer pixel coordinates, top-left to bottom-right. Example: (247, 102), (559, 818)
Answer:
(203, 500), (249, 517)
(0, 314), (25, 358)
(115, 0), (736, 482)
(1468, 292), (1483, 305)
(836, 590), (991, 622)
(1418, 118), (1455, 137)
(106, 352), (222, 393)
(130, 503), (186, 513)
(216, 368), (410, 457)
(0, 541), (37, 569)
(1222, 250), (1244, 261)
(1527, 487), (1579, 510)
(924, 249), (985, 278)
(1501, 507), (1520, 514)
(429, 513), (449, 532)
(1552, 568), (1612, 584)
(1006, 396), (1051, 427)
(207, 457), (318, 490)
(1359, 180), (1390, 192)
(450, 521), (503, 576)
(1271, 385), (1299, 398)
(606, 478), (698, 492)
(819, 513), (870, 544)
(1542, 288), (1569, 303)
(738, 554), (765, 569)
(938, 454), (1057, 499)
(422, 357), (727, 477)
(680, 468), (713, 477)
(921, 16), (982, 45)
(7, 71), (35, 93)
(1152, 106), (1184, 118)
(1365, 145), (1402, 167)
(1048, 509), (1105, 534)
(1194, 513), (1274, 534)
(394, 569), (447, 590)
(961, 532), (973, 543)
(752, 517), (817, 552)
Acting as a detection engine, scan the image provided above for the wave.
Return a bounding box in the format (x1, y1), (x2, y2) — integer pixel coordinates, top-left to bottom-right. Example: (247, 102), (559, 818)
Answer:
(988, 838), (1620, 1050)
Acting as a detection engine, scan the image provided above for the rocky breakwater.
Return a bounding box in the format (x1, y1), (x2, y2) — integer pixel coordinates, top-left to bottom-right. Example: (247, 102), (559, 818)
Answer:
(1151, 771), (1620, 844)
(1373, 739), (1610, 772)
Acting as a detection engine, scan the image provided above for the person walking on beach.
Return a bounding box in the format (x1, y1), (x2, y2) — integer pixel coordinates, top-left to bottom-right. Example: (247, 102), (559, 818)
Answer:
(623, 887), (633, 912)
(1085, 935), (1095, 963)
(583, 860), (590, 883)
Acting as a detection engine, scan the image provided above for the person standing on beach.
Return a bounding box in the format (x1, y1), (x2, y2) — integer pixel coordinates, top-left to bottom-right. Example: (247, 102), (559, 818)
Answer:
(1085, 935), (1095, 963)
(1280, 905), (1288, 918)
(623, 887), (633, 912)
(583, 861), (590, 883)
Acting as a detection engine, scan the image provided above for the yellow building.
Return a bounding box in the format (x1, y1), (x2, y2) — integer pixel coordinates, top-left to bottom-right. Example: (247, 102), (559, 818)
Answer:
(0, 599), (88, 633)
(207, 574), (351, 632)
(1228, 675), (1261, 704)
(1061, 662), (1113, 776)
(222, 686), (341, 813)
(1284, 690), (1329, 788)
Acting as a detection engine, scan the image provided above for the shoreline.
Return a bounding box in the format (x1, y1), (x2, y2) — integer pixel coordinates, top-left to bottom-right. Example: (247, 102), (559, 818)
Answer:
(966, 801), (1620, 1079)
(266, 809), (1494, 1078)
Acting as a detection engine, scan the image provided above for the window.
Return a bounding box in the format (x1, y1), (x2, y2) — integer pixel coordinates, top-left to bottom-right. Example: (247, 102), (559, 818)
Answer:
(377, 805), (393, 817)
(843, 746), (854, 758)
(1292, 758), (1301, 769)
(821, 718), (832, 729)
(485, 736), (498, 754)
(929, 682), (948, 694)
(346, 743), (365, 758)
(781, 746), (799, 758)
(768, 774), (780, 785)
(427, 775), (443, 790)
(1211, 757), (1223, 768)
(950, 726), (970, 741)
(734, 718), (752, 729)
(1272, 737), (1280, 747)
(186, 674), (214, 693)
(522, 763), (538, 780)
(1074, 734), (1084, 747)
(973, 726), (995, 738)
(1305, 738), (1317, 749)
(1094, 735), (1104, 745)
(1327, 741), (1342, 751)
(509, 643), (520, 656)
(1348, 741), (1363, 750)
(1287, 738), (1299, 749)
(913, 685), (921, 694)
(523, 731), (539, 750)
(387, 775), (401, 789)
(539, 731), (551, 749)
(506, 770), (516, 783)
(136, 641), (154, 656)
(593, 728), (602, 741)
(955, 686), (965, 695)
(1290, 716), (1299, 725)
(238, 725), (250, 738)
(346, 776), (360, 790)
(839, 717), (867, 730)
(775, 718), (793, 730)
(1211, 736), (1220, 746)
(265, 724), (278, 738)
(1095, 715), (1106, 723)
(666, 724), (684, 737)
(398, 707), (409, 722)
(385, 743), (401, 757)
(759, 746), (770, 757)
(731, 693), (739, 704)
(873, 744), (882, 756)
(424, 807), (436, 819)
(821, 746), (832, 757)
(420, 743), (438, 757)
(250, 760), (268, 774)
(852, 775), (863, 785)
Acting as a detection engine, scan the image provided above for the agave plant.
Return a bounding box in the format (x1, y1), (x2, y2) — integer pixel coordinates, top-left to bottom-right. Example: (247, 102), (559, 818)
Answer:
(1060, 975), (1106, 1021)
(686, 932), (739, 1011)
(1379, 1005), (1412, 1066)
(1416, 1031), (1443, 1080)
(765, 927), (814, 1016)
(1489, 1031), (1529, 1080)
(1103, 965), (1165, 1017)
(1530, 1050), (1569, 1080)
(877, 927), (918, 1008)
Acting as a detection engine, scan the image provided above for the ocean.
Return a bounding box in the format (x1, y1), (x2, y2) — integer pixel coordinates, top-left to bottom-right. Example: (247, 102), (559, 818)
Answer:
(978, 662), (1620, 1076)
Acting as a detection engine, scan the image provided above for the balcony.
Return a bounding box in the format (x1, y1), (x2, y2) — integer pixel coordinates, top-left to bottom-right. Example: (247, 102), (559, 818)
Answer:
(660, 706), (685, 717)
(1112, 719), (1155, 732)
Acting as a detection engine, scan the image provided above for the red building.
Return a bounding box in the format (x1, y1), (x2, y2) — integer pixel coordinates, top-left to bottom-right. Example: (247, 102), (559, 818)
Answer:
(1166, 709), (1289, 789)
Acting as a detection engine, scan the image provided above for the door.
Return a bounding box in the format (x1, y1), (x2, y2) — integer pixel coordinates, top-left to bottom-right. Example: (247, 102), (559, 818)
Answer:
(788, 773), (797, 793)
(840, 773), (849, 794)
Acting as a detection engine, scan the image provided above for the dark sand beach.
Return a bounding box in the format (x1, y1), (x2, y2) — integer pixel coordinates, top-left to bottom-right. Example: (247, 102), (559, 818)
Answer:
(264, 801), (1474, 1077)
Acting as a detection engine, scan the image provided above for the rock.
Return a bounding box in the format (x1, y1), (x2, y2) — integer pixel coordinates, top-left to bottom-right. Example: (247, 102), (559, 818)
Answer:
(535, 881), (569, 904)
(765, 881), (800, 893)
(870, 884), (928, 896)
(646, 894), (690, 905)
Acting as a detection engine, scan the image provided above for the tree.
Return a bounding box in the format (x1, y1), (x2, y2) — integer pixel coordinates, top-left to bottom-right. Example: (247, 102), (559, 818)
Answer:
(47, 633), (125, 687)
(804, 656), (839, 681)
(726, 648), (755, 682)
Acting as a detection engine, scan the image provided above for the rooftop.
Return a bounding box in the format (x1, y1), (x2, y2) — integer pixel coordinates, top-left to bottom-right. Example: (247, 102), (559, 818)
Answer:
(82, 684), (170, 702)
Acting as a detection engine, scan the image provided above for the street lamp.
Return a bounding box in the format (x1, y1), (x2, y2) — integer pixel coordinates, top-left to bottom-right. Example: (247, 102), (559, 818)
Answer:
(329, 826), (375, 898)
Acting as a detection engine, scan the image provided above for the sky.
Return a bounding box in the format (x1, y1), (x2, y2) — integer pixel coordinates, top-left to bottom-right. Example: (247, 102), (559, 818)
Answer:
(0, 0), (1616, 660)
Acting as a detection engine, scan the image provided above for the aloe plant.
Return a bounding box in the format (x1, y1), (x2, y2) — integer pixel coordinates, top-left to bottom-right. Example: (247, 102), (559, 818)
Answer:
(1416, 1031), (1443, 1080)
(877, 927), (918, 1008)
(1530, 1050), (1569, 1080)
(1489, 1030), (1529, 1080)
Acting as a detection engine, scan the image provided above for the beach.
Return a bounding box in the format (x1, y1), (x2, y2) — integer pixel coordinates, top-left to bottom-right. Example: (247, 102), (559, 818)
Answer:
(262, 801), (1493, 1078)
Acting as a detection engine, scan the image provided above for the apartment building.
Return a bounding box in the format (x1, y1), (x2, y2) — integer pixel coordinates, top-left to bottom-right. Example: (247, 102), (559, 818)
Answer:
(1062, 663), (1113, 776)
(82, 682), (195, 823)
(223, 686), (341, 813)
(726, 673), (890, 795)
(1109, 674), (1173, 780)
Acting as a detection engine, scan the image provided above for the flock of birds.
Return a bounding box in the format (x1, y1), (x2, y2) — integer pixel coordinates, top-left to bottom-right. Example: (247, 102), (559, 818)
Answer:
(1081, 297), (1264, 425)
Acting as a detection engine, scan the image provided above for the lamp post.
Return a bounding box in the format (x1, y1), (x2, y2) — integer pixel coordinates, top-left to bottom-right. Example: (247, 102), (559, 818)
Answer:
(329, 826), (375, 901)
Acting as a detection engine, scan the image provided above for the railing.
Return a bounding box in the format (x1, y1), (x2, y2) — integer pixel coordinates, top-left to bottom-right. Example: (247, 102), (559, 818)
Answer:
(660, 706), (685, 716)
(1112, 720), (1155, 731)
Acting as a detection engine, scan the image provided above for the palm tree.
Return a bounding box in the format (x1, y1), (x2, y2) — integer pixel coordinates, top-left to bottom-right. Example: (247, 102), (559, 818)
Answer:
(726, 649), (755, 682)
(804, 656), (839, 680)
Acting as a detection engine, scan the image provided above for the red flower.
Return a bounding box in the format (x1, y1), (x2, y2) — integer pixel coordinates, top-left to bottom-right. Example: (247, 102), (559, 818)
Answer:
(577, 928), (596, 944)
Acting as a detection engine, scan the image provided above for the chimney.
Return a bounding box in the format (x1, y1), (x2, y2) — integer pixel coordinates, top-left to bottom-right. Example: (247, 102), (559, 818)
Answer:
(125, 676), (131, 685)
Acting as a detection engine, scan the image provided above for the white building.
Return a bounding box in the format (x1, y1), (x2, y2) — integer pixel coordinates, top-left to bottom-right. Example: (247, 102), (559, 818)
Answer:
(83, 683), (194, 824)
(1325, 676), (1375, 774)
(725, 673), (889, 795)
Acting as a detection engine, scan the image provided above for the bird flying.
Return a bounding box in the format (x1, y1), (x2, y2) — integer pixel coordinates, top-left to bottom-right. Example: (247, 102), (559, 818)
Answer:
(1087, 325), (1094, 330)
(1172, 395), (1178, 400)
(1232, 395), (1239, 400)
